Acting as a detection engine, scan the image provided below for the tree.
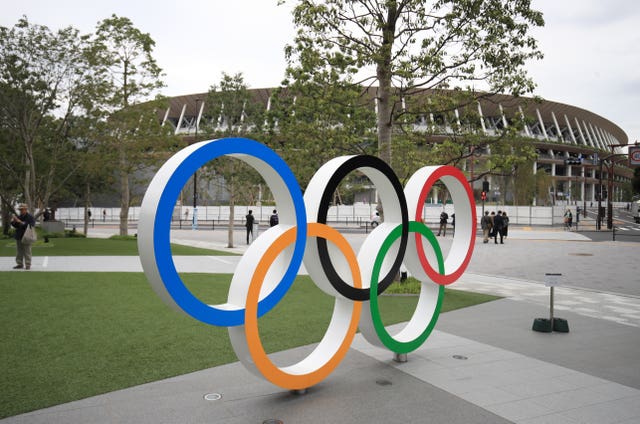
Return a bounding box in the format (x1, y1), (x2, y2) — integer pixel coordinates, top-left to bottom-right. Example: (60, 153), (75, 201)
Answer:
(281, 0), (544, 170)
(0, 17), (98, 217)
(91, 15), (171, 236)
(268, 71), (378, 188)
(201, 72), (267, 247)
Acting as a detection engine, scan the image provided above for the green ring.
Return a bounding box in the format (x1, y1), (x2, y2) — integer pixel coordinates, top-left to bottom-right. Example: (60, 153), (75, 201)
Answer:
(370, 220), (445, 353)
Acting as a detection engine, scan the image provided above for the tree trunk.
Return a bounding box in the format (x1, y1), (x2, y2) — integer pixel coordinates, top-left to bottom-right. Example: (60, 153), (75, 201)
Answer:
(227, 176), (235, 248)
(376, 2), (397, 166)
(374, 4), (397, 220)
(376, 78), (393, 166)
(119, 148), (130, 236)
(24, 139), (36, 214)
(1, 203), (11, 236)
(83, 181), (90, 236)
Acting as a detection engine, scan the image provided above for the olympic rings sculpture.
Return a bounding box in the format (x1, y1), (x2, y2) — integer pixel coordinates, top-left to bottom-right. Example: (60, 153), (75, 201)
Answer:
(138, 137), (476, 390)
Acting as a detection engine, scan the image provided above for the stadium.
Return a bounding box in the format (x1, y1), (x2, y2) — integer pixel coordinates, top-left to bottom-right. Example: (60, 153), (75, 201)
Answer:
(158, 88), (633, 207)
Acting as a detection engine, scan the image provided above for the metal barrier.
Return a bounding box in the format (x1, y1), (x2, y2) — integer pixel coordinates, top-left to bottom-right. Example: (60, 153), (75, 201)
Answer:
(613, 226), (640, 241)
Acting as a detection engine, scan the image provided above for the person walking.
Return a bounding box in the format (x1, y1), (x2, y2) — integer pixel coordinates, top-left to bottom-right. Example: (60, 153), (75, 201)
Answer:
(11, 204), (36, 270)
(245, 210), (255, 244)
(480, 211), (492, 243)
(269, 209), (279, 227)
(493, 211), (505, 244)
(437, 209), (449, 236)
(501, 211), (509, 239)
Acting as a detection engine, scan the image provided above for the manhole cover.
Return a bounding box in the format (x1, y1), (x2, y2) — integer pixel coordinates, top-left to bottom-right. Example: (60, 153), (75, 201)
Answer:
(204, 393), (222, 401)
(452, 355), (468, 360)
(263, 420), (283, 424)
(569, 253), (593, 256)
(376, 379), (393, 386)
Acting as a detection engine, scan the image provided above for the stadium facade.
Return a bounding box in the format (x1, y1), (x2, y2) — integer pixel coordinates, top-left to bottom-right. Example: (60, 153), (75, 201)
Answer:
(158, 89), (632, 205)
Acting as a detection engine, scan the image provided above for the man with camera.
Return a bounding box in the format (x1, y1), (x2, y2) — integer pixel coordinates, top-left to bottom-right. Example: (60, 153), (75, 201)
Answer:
(11, 204), (36, 270)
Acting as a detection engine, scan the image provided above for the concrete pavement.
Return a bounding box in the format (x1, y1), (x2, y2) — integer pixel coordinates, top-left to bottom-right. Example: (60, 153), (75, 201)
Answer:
(2, 225), (640, 423)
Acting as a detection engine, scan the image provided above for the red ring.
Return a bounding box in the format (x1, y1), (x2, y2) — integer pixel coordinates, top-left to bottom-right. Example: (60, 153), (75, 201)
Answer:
(414, 166), (476, 285)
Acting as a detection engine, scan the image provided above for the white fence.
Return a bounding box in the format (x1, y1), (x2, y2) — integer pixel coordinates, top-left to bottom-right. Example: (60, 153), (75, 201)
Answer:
(50, 202), (624, 227)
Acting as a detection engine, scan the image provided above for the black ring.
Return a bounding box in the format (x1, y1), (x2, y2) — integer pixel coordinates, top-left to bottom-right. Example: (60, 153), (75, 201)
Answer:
(315, 155), (409, 301)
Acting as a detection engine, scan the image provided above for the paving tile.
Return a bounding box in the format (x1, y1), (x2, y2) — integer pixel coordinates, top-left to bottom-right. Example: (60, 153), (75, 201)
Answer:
(485, 398), (556, 422)
(559, 395), (640, 424)
(520, 412), (580, 424)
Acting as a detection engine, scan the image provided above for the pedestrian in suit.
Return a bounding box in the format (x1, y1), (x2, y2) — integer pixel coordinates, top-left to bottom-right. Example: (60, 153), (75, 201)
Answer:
(245, 210), (255, 244)
(493, 211), (505, 244)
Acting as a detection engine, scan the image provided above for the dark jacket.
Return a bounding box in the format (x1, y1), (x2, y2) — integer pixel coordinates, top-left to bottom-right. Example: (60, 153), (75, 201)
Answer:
(493, 214), (504, 231)
(245, 213), (255, 228)
(12, 212), (36, 241)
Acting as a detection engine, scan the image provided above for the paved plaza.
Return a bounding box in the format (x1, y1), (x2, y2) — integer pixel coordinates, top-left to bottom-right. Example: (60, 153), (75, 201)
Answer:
(2, 225), (639, 423)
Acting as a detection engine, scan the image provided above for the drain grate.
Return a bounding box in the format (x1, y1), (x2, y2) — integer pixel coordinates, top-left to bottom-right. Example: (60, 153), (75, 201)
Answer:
(376, 379), (393, 386)
(452, 355), (468, 360)
(569, 253), (593, 256)
(263, 420), (284, 424)
(203, 393), (222, 401)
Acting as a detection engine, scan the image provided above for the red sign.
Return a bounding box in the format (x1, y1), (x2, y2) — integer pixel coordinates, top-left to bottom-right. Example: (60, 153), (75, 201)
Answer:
(630, 146), (640, 166)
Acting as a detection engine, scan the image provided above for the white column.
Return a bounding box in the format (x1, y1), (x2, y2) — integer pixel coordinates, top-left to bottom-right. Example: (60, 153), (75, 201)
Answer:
(175, 103), (187, 135)
(588, 122), (603, 149)
(581, 120), (595, 148)
(519, 106), (531, 137)
(536, 108), (548, 140)
(574, 117), (588, 146)
(551, 111), (563, 142)
(499, 104), (508, 128)
(564, 114), (578, 144)
(477, 102), (487, 134)
(161, 107), (171, 126)
(196, 100), (204, 132)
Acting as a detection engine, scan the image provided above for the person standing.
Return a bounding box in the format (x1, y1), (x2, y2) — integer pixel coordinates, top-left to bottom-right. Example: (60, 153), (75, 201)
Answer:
(245, 210), (255, 244)
(493, 211), (504, 244)
(480, 211), (492, 243)
(11, 204), (36, 270)
(451, 213), (456, 236)
(102, 209), (107, 222)
(269, 209), (279, 227)
(437, 209), (449, 236)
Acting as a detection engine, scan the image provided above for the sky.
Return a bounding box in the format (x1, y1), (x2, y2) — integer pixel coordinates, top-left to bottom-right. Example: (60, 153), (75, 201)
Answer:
(2, 0), (639, 148)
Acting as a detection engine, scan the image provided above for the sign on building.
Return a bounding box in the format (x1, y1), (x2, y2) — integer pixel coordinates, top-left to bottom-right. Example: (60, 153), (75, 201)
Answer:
(630, 145), (640, 167)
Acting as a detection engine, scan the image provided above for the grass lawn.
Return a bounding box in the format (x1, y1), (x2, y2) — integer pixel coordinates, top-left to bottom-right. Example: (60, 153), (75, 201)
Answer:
(0, 271), (499, 419)
(0, 236), (236, 256)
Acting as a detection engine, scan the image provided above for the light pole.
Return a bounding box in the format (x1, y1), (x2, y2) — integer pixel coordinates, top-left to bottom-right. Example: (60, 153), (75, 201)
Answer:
(192, 98), (201, 230)
(597, 147), (627, 230)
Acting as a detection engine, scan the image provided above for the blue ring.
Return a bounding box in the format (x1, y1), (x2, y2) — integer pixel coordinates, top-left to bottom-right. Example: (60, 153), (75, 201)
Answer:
(153, 138), (307, 326)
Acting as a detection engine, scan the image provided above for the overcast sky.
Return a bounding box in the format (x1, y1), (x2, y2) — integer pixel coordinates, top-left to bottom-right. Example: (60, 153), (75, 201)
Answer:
(3, 0), (639, 147)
